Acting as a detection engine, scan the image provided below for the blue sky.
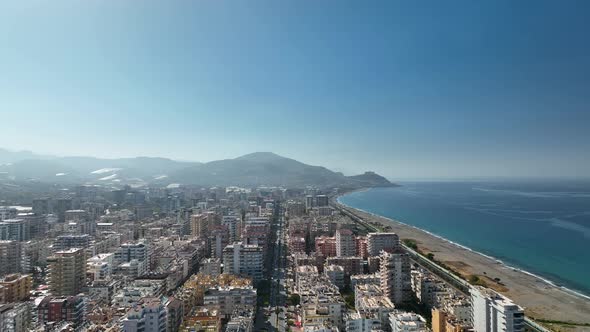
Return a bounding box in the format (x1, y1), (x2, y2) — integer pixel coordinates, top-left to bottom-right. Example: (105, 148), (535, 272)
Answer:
(1, 1), (589, 179)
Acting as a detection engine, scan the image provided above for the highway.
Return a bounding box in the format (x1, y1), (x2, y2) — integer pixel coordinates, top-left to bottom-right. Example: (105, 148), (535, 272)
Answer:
(268, 201), (288, 332)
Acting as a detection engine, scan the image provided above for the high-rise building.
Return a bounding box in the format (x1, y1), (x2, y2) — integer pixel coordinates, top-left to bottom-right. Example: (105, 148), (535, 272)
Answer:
(316, 195), (329, 207)
(336, 229), (356, 257)
(222, 214), (240, 242)
(305, 195), (315, 210)
(380, 250), (412, 306)
(471, 286), (525, 332)
(209, 225), (229, 259)
(191, 214), (208, 238)
(0, 241), (22, 275)
(32, 198), (51, 215)
(47, 248), (86, 296)
(54, 197), (73, 223)
(222, 242), (264, 282)
(367, 233), (400, 256)
(431, 308), (447, 332)
(0, 219), (29, 242)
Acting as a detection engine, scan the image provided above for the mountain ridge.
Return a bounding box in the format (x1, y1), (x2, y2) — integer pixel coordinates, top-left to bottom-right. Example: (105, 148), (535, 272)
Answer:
(0, 148), (393, 188)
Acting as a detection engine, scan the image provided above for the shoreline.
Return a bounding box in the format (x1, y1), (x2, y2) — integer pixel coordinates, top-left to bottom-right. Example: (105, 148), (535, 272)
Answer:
(338, 197), (590, 302)
(335, 189), (590, 326)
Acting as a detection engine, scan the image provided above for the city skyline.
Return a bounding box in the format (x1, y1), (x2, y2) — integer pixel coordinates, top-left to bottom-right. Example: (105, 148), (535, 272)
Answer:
(2, 1), (590, 179)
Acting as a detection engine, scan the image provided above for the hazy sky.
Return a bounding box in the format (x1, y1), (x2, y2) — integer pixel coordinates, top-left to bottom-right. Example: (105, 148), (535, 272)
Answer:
(1, 1), (589, 179)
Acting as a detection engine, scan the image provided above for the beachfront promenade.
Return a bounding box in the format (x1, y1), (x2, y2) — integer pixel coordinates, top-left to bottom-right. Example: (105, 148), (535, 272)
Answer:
(332, 201), (585, 332)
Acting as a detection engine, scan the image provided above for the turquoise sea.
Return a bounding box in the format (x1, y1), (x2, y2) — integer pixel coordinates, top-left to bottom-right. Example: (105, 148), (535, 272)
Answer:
(338, 181), (590, 297)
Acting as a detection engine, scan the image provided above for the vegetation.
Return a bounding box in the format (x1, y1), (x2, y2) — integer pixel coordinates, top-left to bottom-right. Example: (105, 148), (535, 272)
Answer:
(287, 294), (300, 306)
(341, 286), (355, 309)
(426, 253), (435, 260)
(468, 274), (488, 287)
(402, 238), (418, 250)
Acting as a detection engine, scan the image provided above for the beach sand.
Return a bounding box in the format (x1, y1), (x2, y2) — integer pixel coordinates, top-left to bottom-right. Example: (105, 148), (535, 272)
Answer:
(346, 206), (590, 330)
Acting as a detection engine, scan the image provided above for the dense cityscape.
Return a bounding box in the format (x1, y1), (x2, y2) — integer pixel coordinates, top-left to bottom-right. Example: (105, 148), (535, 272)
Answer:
(0, 179), (537, 332)
(2, 1), (590, 332)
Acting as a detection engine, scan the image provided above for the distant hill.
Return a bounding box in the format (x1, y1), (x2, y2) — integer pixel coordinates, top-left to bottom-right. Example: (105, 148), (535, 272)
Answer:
(0, 149), (393, 188)
(347, 171), (395, 187)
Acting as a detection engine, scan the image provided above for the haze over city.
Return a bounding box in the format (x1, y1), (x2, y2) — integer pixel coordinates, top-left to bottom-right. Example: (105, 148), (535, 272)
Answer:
(2, 0), (590, 179)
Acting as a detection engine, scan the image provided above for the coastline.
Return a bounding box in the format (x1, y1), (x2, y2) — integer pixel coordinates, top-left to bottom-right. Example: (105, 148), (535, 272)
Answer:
(335, 190), (590, 327)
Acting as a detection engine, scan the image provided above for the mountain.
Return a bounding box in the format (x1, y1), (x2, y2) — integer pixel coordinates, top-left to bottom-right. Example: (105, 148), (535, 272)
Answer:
(167, 152), (352, 187)
(347, 171), (395, 187)
(0, 149), (199, 184)
(0, 149), (393, 188)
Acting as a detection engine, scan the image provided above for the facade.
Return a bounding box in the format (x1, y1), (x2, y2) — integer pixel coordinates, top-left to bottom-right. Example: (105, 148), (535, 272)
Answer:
(37, 295), (85, 328)
(316, 195), (329, 207)
(200, 258), (222, 277)
(53, 234), (91, 251)
(222, 242), (264, 282)
(367, 232), (400, 256)
(0, 303), (30, 332)
(335, 229), (356, 257)
(121, 297), (168, 332)
(380, 251), (412, 306)
(209, 225), (230, 259)
(389, 312), (428, 332)
(222, 214), (240, 242)
(87, 253), (114, 281)
(289, 236), (306, 254)
(324, 265), (345, 289)
(0, 219), (29, 242)
(0, 274), (31, 303)
(0, 241), (22, 275)
(203, 286), (257, 317)
(471, 287), (525, 332)
(115, 242), (149, 277)
(325, 256), (363, 278)
(315, 236), (336, 257)
(47, 248), (86, 296)
(0, 207), (18, 221)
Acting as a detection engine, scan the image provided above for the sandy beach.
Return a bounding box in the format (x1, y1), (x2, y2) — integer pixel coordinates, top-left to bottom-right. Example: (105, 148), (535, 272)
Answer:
(342, 204), (590, 330)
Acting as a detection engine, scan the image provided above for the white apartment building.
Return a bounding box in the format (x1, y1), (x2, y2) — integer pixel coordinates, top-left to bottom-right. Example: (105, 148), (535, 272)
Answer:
(87, 253), (114, 281)
(380, 251), (412, 306)
(389, 312), (428, 332)
(222, 242), (264, 282)
(121, 298), (167, 332)
(471, 286), (525, 332)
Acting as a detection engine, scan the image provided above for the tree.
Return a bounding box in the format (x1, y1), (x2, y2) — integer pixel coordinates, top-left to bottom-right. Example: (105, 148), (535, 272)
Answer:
(288, 294), (300, 306)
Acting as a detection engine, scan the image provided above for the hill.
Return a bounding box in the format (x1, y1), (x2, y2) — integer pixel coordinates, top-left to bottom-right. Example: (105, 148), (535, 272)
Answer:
(0, 149), (393, 188)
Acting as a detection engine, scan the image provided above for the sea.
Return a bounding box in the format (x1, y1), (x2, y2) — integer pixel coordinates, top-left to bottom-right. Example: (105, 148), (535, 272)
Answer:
(338, 180), (590, 297)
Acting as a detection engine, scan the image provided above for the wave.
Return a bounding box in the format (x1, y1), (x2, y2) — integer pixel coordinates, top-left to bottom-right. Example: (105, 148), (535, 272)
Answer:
(336, 196), (590, 301)
(472, 187), (590, 198)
